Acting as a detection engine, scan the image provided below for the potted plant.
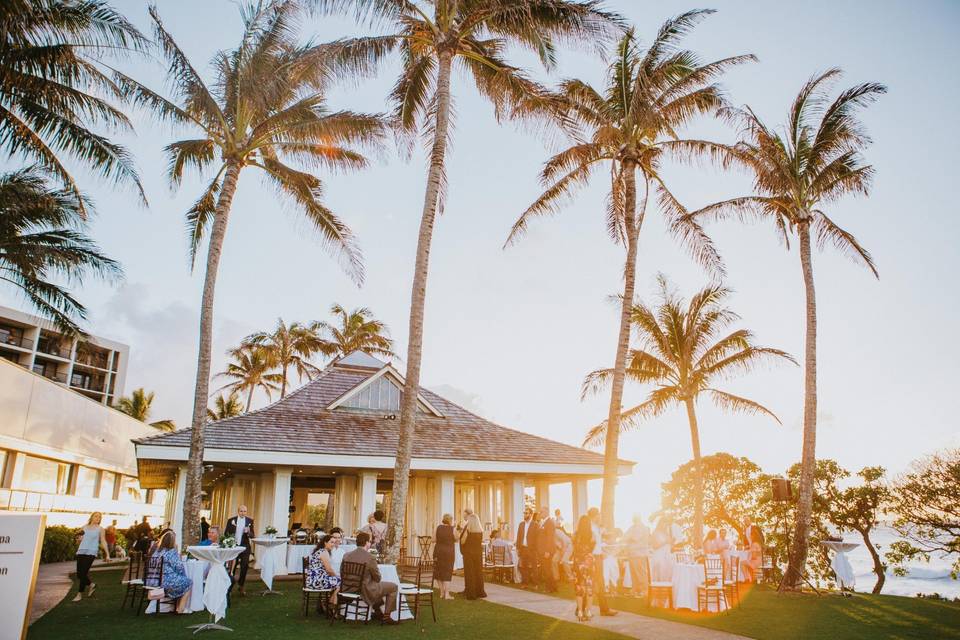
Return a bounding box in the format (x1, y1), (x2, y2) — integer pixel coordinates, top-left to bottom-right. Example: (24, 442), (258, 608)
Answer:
(264, 526), (278, 540)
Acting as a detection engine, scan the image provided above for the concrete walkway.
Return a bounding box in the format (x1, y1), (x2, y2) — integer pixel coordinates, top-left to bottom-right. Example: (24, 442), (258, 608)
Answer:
(29, 559), (126, 625)
(450, 577), (750, 640)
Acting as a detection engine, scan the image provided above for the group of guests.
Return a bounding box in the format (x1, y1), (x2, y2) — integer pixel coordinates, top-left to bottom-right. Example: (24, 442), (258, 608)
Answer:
(516, 506), (575, 594)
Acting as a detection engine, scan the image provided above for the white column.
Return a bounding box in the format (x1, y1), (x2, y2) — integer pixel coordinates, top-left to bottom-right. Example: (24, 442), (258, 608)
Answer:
(572, 478), (589, 521)
(171, 464), (187, 546)
(506, 477), (525, 543)
(358, 471), (378, 528)
(257, 472), (274, 531)
(334, 475), (357, 534)
(438, 474), (455, 521)
(271, 467), (292, 535)
(535, 481), (550, 512)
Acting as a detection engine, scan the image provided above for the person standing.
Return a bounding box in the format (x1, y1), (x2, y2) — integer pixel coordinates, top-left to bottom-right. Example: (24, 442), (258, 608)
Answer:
(433, 514), (456, 600)
(515, 508), (537, 586)
(200, 516), (210, 542)
(555, 525), (573, 583)
(73, 512), (111, 601)
(588, 507), (616, 616)
(624, 514), (650, 598)
(342, 531), (398, 624)
(104, 520), (118, 558)
(459, 508), (487, 599)
(537, 506), (557, 593)
(572, 515), (594, 622)
(361, 510), (388, 554)
(225, 505), (255, 595)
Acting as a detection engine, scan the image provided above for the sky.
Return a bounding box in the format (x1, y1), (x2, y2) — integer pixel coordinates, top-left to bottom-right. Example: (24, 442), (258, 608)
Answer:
(3, 0), (958, 528)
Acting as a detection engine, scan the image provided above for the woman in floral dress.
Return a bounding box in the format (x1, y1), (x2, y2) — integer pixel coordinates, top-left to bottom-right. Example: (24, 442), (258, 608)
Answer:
(306, 534), (341, 613)
(572, 515), (595, 622)
(155, 530), (192, 613)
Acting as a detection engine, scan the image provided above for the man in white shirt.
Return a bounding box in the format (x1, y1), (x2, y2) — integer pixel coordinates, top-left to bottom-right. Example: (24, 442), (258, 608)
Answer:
(225, 505), (255, 595)
(588, 508), (616, 616)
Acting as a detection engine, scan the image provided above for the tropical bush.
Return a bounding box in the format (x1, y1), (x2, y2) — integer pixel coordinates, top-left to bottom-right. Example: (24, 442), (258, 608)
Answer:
(41, 526), (79, 564)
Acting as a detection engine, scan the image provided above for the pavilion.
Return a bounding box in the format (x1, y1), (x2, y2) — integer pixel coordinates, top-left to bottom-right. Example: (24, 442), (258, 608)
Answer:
(133, 352), (634, 549)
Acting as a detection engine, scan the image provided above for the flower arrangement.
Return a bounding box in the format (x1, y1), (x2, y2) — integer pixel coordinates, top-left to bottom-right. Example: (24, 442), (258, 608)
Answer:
(220, 535), (237, 549)
(265, 525), (278, 536)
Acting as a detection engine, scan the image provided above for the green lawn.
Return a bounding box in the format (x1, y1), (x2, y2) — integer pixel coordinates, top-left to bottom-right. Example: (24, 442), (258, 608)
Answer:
(505, 581), (960, 640)
(28, 569), (625, 640)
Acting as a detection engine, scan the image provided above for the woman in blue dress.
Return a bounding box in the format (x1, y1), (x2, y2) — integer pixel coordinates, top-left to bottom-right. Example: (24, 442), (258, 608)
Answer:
(156, 530), (193, 613)
(306, 534), (341, 613)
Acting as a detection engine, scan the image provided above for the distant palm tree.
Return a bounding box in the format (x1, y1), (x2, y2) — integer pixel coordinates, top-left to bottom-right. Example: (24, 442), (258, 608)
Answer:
(313, 304), (395, 359)
(121, 0), (387, 544)
(207, 392), (244, 421)
(115, 388), (176, 431)
(316, 0), (623, 562)
(245, 318), (323, 397)
(216, 344), (282, 412)
(0, 0), (148, 210)
(507, 11), (754, 529)
(0, 168), (121, 335)
(582, 277), (795, 546)
(686, 70), (884, 587)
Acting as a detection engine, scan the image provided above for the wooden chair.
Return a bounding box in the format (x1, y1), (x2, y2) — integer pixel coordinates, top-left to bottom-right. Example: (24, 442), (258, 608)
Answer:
(724, 556), (741, 608)
(400, 558), (436, 623)
(417, 535), (433, 558)
(398, 556), (419, 591)
(489, 545), (516, 584)
(761, 548), (775, 583)
(300, 556), (333, 619)
(645, 556), (673, 610)
(337, 561), (370, 623)
(120, 551), (144, 610)
(136, 555), (175, 616)
(697, 557), (726, 613)
(674, 551), (694, 564)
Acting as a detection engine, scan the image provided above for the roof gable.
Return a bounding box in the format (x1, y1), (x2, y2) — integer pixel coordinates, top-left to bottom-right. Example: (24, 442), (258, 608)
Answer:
(327, 364), (443, 417)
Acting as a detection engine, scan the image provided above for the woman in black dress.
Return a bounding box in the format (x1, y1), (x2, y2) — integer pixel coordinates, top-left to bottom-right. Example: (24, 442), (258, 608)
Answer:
(433, 513), (456, 600)
(459, 508), (487, 599)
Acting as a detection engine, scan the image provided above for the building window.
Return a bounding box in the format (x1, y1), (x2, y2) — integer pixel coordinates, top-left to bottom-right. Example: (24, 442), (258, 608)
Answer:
(32, 362), (46, 376)
(20, 456), (70, 493)
(74, 466), (99, 497)
(119, 475), (143, 503)
(71, 371), (91, 388)
(99, 471), (117, 501)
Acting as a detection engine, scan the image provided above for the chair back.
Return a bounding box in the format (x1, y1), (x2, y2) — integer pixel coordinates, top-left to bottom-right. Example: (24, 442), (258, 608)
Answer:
(674, 552), (693, 564)
(491, 545), (507, 566)
(124, 551), (144, 582)
(144, 554), (164, 588)
(726, 555), (740, 584)
(417, 535), (432, 557)
(340, 560), (366, 596)
(704, 556), (724, 585)
(417, 558), (435, 590)
(761, 548), (775, 570)
(399, 556), (420, 584)
(301, 556), (310, 588)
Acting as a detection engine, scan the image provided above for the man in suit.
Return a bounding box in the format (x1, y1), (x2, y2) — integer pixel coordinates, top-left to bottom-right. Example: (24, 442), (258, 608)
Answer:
(515, 508), (539, 586)
(342, 531), (398, 624)
(224, 505), (255, 595)
(537, 506), (557, 592)
(588, 507), (617, 616)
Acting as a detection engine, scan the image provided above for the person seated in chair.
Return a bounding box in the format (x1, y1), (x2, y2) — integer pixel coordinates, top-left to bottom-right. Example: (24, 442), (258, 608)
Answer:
(342, 531), (398, 624)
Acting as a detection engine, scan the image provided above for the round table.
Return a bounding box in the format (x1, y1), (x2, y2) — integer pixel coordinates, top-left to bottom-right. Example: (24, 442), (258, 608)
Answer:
(672, 563), (703, 610)
(286, 544), (313, 573)
(251, 537), (287, 594)
(186, 545), (245, 632)
(821, 541), (859, 590)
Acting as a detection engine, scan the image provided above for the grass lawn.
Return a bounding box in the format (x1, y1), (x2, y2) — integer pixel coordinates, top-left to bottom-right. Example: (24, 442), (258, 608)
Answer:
(503, 581), (960, 640)
(28, 569), (626, 640)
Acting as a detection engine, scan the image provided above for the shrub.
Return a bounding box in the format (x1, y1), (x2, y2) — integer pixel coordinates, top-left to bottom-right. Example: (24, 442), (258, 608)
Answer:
(41, 526), (80, 564)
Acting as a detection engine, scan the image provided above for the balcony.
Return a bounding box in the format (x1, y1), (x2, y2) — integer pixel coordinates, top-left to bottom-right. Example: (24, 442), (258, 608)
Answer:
(38, 370), (68, 384)
(74, 351), (110, 369)
(36, 341), (72, 359)
(0, 331), (33, 350)
(71, 378), (106, 392)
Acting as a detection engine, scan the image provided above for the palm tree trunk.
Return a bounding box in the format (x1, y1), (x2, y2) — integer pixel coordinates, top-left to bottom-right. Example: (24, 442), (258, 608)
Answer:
(385, 49), (455, 563)
(281, 364), (288, 398)
(782, 221), (818, 591)
(860, 528), (885, 594)
(182, 161), (242, 547)
(683, 396), (704, 549)
(600, 162), (639, 530)
(246, 385), (254, 413)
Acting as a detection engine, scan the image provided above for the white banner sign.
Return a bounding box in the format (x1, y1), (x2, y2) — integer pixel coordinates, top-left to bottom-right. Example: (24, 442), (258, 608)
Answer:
(0, 513), (46, 640)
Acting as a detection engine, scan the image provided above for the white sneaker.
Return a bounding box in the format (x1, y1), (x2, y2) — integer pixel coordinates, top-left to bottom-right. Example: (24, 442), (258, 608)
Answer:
(87, 583), (96, 597)
(72, 593), (82, 602)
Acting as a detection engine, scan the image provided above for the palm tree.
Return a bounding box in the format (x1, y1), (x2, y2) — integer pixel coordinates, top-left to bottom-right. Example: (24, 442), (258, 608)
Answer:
(0, 0), (147, 210)
(313, 303), (395, 359)
(0, 168), (121, 335)
(582, 277), (795, 546)
(207, 392), (244, 421)
(216, 344), (282, 412)
(317, 0), (623, 562)
(506, 11), (754, 529)
(115, 388), (176, 431)
(122, 0), (387, 545)
(686, 70), (884, 587)
(245, 318), (324, 397)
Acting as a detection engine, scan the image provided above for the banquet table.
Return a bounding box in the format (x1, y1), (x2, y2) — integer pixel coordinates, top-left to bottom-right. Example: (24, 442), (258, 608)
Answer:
(670, 562), (728, 612)
(251, 537), (287, 592)
(185, 545), (245, 632)
(821, 541), (859, 590)
(145, 558), (206, 614)
(286, 544), (313, 574)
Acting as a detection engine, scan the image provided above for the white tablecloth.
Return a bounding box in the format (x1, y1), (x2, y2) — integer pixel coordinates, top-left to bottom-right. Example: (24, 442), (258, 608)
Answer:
(454, 544), (463, 570)
(145, 558), (206, 614)
(671, 562), (728, 612)
(821, 541), (858, 589)
(252, 538), (287, 590)
(727, 550), (750, 582)
(286, 544), (313, 573)
(187, 545), (245, 623)
(330, 544), (358, 573)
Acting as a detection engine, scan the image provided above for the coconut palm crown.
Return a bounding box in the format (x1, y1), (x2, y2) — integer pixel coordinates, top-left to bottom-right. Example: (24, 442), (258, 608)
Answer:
(685, 68), (884, 587)
(582, 277), (796, 546)
(506, 9), (755, 529)
(244, 318), (324, 398)
(115, 388), (176, 431)
(313, 303), (395, 359)
(216, 344), (283, 412)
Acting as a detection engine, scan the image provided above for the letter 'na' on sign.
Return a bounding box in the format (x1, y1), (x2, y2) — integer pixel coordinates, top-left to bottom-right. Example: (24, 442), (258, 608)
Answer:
(0, 514), (46, 640)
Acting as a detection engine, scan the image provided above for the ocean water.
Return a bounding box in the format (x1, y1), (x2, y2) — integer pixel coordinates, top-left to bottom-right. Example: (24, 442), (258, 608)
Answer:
(840, 526), (958, 598)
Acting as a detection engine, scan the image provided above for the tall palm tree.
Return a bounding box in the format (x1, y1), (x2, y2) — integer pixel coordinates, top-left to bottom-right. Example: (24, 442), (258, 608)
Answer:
(582, 277), (795, 546)
(0, 0), (148, 210)
(121, 0), (387, 544)
(216, 344), (283, 413)
(313, 303), (395, 359)
(245, 318), (323, 397)
(0, 168), (121, 335)
(207, 392), (244, 421)
(318, 0), (623, 562)
(115, 387), (176, 431)
(506, 11), (754, 529)
(686, 70), (884, 587)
